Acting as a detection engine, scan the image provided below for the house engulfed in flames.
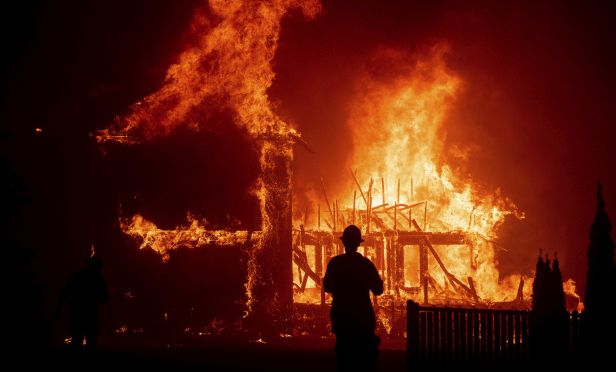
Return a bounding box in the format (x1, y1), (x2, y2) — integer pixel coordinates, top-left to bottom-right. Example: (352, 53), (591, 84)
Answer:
(96, 0), (580, 337)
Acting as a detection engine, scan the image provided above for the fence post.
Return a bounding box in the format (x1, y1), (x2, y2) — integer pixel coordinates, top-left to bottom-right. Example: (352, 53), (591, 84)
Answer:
(445, 308), (453, 367)
(466, 308), (473, 366)
(486, 310), (494, 367)
(521, 311), (529, 362)
(407, 300), (420, 365)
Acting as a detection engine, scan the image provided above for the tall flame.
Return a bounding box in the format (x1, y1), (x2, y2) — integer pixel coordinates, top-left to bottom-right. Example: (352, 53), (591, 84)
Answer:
(97, 0), (320, 143)
(97, 0), (321, 326)
(329, 46), (525, 303)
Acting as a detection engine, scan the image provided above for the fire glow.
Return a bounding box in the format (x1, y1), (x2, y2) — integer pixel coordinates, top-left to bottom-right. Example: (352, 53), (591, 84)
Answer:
(96, 0), (582, 332)
(292, 46), (529, 307)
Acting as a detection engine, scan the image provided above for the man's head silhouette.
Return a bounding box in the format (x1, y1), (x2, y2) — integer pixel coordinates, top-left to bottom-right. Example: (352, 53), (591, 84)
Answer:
(340, 225), (364, 253)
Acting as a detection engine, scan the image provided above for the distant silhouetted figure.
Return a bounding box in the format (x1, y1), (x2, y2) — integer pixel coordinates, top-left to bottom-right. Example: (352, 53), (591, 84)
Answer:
(58, 256), (108, 351)
(324, 225), (383, 370)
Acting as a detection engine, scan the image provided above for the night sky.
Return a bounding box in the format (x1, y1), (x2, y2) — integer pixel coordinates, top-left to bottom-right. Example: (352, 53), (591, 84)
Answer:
(2, 0), (615, 345)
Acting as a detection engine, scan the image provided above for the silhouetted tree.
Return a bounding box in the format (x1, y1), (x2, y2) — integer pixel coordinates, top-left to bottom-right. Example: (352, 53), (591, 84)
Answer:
(583, 182), (616, 357)
(531, 250), (568, 364)
(584, 182), (615, 315)
(550, 254), (566, 314)
(532, 251), (547, 315)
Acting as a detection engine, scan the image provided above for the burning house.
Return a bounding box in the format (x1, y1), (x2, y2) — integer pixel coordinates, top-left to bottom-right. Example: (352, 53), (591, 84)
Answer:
(94, 0), (582, 338)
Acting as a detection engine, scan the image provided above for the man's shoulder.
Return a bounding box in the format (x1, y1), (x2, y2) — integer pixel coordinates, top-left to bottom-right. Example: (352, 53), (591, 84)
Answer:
(360, 254), (374, 263)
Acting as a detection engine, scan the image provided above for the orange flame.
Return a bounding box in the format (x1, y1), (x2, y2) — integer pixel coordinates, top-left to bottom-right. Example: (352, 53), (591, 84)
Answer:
(96, 0), (320, 144)
(122, 214), (257, 262)
(295, 47), (529, 306)
(97, 0), (321, 320)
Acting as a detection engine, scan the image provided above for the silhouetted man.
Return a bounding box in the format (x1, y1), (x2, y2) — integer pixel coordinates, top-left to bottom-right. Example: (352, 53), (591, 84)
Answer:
(58, 256), (108, 351)
(324, 225), (384, 369)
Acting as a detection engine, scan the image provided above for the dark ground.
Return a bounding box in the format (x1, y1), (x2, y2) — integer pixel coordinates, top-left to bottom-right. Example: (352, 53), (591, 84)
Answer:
(18, 339), (408, 371)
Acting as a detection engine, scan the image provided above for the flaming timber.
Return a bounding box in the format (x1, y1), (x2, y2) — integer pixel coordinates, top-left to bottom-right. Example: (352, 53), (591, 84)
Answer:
(292, 203), (485, 307)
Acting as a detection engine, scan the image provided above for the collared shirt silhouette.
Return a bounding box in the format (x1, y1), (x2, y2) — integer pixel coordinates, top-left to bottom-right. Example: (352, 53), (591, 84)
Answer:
(324, 225), (383, 362)
(59, 256), (108, 351)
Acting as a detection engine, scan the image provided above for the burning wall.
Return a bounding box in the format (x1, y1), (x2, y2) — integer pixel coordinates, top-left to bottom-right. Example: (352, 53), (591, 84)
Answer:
(97, 0), (321, 334)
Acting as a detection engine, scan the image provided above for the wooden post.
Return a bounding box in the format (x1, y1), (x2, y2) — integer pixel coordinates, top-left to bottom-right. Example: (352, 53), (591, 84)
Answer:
(515, 276), (525, 303)
(391, 300), (396, 337)
(494, 311), (501, 361)
(367, 179), (373, 234)
(507, 311), (514, 361)
(424, 201), (428, 231)
(420, 242), (429, 301)
(394, 201), (397, 231)
(337, 200), (344, 229)
(480, 310), (488, 365)
(466, 308), (474, 364)
(522, 311), (529, 362)
(394, 179), (399, 231)
(320, 277), (325, 306)
(427, 310), (434, 364)
(439, 309), (447, 368)
(499, 311), (507, 362)
(445, 308), (453, 368)
(420, 312), (427, 367)
(487, 310), (494, 366)
(514, 311), (522, 362)
(320, 177), (335, 231)
(423, 274), (429, 304)
(409, 178), (414, 230)
(395, 233), (404, 296)
(386, 238), (392, 292)
(350, 169), (368, 205)
(352, 191), (356, 225)
(381, 177), (385, 206)
(315, 240), (323, 284)
(468, 277), (480, 303)
(454, 309), (462, 364)
(469, 241), (476, 270)
(472, 310), (480, 364)
(332, 202), (336, 232)
(407, 301), (420, 364)
(460, 309), (468, 367)
(434, 310), (441, 363)
(317, 204), (321, 231)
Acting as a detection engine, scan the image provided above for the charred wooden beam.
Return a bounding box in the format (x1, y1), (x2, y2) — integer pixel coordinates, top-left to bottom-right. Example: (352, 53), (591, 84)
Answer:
(293, 246), (321, 287)
(412, 219), (475, 300)
(298, 230), (468, 246)
(320, 177), (335, 231)
(468, 277), (480, 303)
(351, 169), (368, 205)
